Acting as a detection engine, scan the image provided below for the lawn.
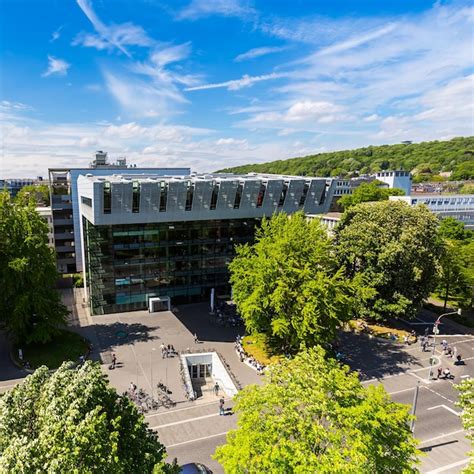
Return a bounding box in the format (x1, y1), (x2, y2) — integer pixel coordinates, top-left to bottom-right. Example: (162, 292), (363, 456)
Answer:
(242, 333), (282, 366)
(15, 330), (89, 369)
(348, 319), (411, 342)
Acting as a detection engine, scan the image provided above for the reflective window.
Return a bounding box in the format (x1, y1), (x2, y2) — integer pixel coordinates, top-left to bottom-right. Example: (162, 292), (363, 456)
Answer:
(185, 181), (194, 211)
(234, 183), (243, 209)
(132, 181), (140, 213)
(210, 182), (219, 210)
(299, 182), (310, 206)
(278, 182), (288, 207)
(256, 182), (266, 208)
(103, 182), (111, 214)
(159, 182), (167, 212)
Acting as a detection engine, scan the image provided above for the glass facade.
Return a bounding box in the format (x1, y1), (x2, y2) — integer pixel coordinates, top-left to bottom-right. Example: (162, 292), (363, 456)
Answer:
(83, 218), (260, 315)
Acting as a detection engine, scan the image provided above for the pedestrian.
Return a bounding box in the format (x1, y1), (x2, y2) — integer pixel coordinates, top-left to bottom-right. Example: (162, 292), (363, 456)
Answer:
(79, 355), (85, 365)
(410, 330), (417, 344)
(446, 346), (453, 357)
(219, 397), (225, 416)
(441, 339), (448, 351)
(403, 335), (409, 345)
(422, 341), (427, 352)
(424, 327), (429, 336)
(130, 381), (136, 393)
(194, 333), (198, 344)
(111, 353), (116, 369)
(437, 367), (442, 379)
(160, 343), (166, 359)
(214, 382), (220, 396)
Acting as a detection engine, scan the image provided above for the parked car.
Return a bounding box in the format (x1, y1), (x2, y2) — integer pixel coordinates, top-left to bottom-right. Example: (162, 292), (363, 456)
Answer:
(181, 462), (213, 474)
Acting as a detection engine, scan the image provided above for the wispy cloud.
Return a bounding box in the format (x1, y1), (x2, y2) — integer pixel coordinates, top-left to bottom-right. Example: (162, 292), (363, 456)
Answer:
(42, 56), (70, 77)
(186, 72), (286, 91)
(235, 46), (288, 62)
(50, 26), (63, 42)
(177, 0), (256, 20)
(315, 23), (397, 56)
(74, 0), (153, 56)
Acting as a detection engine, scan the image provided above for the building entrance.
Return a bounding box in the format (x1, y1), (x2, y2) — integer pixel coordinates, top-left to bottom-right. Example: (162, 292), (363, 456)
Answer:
(190, 363), (212, 379)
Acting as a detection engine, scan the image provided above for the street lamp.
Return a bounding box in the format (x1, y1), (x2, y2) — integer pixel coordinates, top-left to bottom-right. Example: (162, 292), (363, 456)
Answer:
(428, 309), (461, 380)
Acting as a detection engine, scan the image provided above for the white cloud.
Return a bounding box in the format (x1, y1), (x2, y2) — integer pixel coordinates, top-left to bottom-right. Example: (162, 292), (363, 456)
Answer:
(235, 46), (288, 62)
(316, 23), (397, 56)
(363, 114), (380, 122)
(74, 0), (153, 56)
(42, 56), (70, 77)
(50, 26), (63, 42)
(177, 0), (256, 20)
(186, 72), (286, 91)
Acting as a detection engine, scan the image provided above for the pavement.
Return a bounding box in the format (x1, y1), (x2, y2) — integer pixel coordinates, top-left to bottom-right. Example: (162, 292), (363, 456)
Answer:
(346, 332), (473, 474)
(0, 298), (472, 473)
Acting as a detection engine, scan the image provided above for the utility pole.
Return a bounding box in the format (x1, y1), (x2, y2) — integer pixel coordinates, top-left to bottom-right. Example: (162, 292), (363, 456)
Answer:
(410, 381), (420, 433)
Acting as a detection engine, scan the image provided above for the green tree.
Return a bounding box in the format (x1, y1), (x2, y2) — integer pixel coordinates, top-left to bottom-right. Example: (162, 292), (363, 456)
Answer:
(339, 181), (405, 209)
(335, 201), (441, 321)
(455, 378), (474, 473)
(229, 212), (363, 352)
(0, 361), (170, 473)
(214, 347), (419, 473)
(438, 217), (472, 241)
(436, 240), (471, 309)
(0, 191), (68, 343)
(15, 184), (50, 206)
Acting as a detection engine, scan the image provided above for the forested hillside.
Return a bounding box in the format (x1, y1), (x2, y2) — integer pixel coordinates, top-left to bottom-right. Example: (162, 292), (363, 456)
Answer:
(219, 137), (474, 182)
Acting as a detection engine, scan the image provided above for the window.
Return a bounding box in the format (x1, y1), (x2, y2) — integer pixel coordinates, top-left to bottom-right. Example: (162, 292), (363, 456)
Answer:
(185, 181), (194, 211)
(234, 183), (243, 209)
(278, 182), (288, 207)
(210, 181), (219, 210)
(81, 196), (92, 207)
(159, 182), (167, 212)
(256, 182), (266, 208)
(132, 181), (140, 213)
(299, 182), (310, 206)
(103, 182), (111, 214)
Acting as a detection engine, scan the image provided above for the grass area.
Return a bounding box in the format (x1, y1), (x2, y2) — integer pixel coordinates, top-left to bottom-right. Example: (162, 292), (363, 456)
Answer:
(242, 333), (282, 366)
(348, 319), (411, 342)
(15, 330), (89, 369)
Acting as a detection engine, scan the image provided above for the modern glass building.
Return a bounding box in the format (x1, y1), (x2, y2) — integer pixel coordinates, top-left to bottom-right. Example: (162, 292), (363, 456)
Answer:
(83, 218), (260, 314)
(78, 172), (336, 315)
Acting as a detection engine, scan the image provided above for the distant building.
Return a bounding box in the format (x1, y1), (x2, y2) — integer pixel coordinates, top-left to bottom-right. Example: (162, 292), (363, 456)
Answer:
(389, 194), (474, 229)
(0, 177), (44, 198)
(307, 212), (342, 233)
(375, 170), (412, 195)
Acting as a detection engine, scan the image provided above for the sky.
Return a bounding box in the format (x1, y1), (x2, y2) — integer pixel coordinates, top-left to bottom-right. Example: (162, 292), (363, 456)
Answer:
(1, 0), (473, 178)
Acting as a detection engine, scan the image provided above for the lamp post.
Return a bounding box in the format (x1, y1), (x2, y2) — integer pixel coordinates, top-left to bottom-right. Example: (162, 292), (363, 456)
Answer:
(428, 309), (461, 380)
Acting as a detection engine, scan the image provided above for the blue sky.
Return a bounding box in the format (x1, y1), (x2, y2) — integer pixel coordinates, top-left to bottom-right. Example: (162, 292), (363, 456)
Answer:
(1, 0), (473, 177)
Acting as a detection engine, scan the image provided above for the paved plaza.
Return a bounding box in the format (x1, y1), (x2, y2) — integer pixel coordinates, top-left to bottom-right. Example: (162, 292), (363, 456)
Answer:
(0, 300), (472, 473)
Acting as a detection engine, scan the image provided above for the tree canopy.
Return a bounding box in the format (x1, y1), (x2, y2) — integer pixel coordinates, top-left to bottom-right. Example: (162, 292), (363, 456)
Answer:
(219, 136), (474, 182)
(0, 191), (68, 343)
(229, 212), (364, 352)
(0, 362), (170, 473)
(334, 200), (441, 320)
(338, 181), (405, 209)
(15, 184), (50, 206)
(214, 347), (419, 473)
(438, 217), (472, 241)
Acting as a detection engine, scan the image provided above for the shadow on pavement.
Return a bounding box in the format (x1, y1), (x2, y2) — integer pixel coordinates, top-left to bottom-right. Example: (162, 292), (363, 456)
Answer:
(173, 303), (243, 343)
(94, 322), (160, 352)
(340, 332), (422, 380)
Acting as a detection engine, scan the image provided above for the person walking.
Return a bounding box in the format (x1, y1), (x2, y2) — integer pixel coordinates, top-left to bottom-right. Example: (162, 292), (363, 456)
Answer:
(111, 353), (116, 369)
(214, 382), (220, 396)
(160, 343), (166, 359)
(219, 397), (225, 416)
(194, 333), (199, 344)
(437, 367), (443, 379)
